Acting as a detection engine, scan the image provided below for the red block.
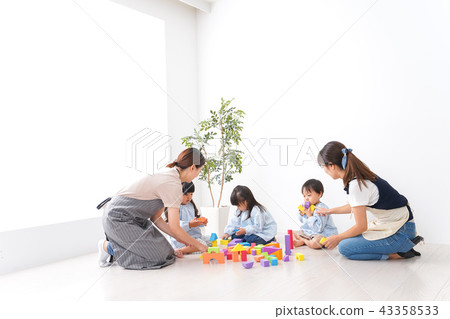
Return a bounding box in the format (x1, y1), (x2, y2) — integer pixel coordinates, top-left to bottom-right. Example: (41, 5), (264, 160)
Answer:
(288, 230), (293, 249)
(241, 251), (248, 262)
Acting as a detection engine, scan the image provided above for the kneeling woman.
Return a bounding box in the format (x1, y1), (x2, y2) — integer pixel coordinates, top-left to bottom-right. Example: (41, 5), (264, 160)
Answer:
(317, 141), (423, 260)
(97, 148), (208, 269)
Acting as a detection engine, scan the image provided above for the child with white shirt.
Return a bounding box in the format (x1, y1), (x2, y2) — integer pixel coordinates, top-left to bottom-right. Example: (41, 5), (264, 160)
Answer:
(166, 182), (210, 254)
(222, 185), (277, 245)
(293, 179), (338, 249)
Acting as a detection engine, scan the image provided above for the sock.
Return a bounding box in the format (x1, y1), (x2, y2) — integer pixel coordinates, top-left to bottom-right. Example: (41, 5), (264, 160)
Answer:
(98, 239), (112, 267)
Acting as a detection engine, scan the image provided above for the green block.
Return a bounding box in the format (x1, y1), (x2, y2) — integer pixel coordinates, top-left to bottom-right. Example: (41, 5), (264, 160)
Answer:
(262, 252), (269, 259)
(208, 247), (219, 253)
(254, 244), (265, 250)
(268, 256), (277, 260)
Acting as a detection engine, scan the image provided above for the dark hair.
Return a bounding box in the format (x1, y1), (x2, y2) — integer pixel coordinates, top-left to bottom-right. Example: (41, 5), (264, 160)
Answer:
(302, 179), (324, 195)
(164, 182), (199, 222)
(230, 185), (266, 220)
(318, 141), (377, 190)
(166, 148), (205, 169)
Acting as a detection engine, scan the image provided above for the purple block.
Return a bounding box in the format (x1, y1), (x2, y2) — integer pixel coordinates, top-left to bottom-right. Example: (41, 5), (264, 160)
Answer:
(304, 201), (310, 209)
(285, 234), (291, 256)
(228, 238), (243, 247)
(261, 259), (270, 267)
(282, 255), (290, 262)
(242, 262), (254, 269)
(251, 249), (257, 256)
(262, 246), (280, 255)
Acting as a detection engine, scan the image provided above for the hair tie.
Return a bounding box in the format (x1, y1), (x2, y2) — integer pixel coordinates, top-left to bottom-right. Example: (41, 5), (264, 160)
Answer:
(174, 161), (178, 166)
(341, 148), (353, 169)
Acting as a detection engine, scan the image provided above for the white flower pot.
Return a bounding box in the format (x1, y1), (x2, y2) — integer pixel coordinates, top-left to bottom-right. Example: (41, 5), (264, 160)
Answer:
(200, 206), (230, 237)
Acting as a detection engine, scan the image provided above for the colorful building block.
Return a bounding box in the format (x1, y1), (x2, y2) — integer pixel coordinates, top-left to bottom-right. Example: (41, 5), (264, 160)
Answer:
(254, 255), (265, 262)
(265, 242), (280, 248)
(231, 243), (247, 252)
(251, 243), (256, 247)
(208, 247), (219, 253)
(261, 259), (270, 267)
(212, 240), (217, 247)
(287, 230), (293, 249)
(256, 249), (261, 255)
(295, 253), (305, 261)
(270, 258), (278, 266)
(270, 249), (283, 260)
(319, 237), (327, 244)
(261, 252), (269, 259)
(240, 251), (248, 262)
(242, 262), (254, 269)
(220, 239), (231, 245)
(195, 217), (207, 223)
(282, 255), (290, 262)
(203, 252), (225, 264)
(232, 251), (240, 262)
(228, 238), (243, 246)
(226, 252), (232, 260)
(251, 249), (257, 256)
(210, 233), (218, 242)
(241, 242), (250, 247)
(262, 247), (279, 255)
(285, 234), (291, 255)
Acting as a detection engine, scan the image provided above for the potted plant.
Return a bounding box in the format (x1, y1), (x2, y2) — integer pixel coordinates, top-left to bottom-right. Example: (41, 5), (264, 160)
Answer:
(181, 98), (245, 235)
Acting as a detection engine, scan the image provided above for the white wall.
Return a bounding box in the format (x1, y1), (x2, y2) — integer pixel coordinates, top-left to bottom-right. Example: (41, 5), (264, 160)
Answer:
(196, 0), (450, 244)
(0, 0), (199, 273)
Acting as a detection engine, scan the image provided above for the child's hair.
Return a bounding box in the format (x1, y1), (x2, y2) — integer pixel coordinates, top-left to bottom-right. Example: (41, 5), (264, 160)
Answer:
(230, 185), (266, 220)
(318, 141), (377, 190)
(164, 182), (199, 222)
(166, 147), (205, 169)
(302, 179), (324, 195)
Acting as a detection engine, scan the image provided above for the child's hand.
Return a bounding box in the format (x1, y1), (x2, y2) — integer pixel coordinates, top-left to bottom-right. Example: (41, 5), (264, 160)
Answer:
(189, 218), (204, 228)
(222, 233), (230, 240)
(174, 249), (183, 258)
(236, 227), (246, 236)
(323, 234), (341, 249)
(316, 207), (331, 216)
(304, 208), (313, 218)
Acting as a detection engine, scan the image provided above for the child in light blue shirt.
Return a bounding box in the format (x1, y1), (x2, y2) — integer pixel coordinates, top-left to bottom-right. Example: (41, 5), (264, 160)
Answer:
(222, 185), (277, 245)
(294, 179), (338, 249)
(166, 182), (210, 254)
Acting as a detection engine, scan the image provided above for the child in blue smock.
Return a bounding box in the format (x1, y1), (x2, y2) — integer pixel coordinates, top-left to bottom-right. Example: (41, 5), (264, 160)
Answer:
(222, 185), (277, 245)
(166, 182), (210, 254)
(293, 179), (338, 249)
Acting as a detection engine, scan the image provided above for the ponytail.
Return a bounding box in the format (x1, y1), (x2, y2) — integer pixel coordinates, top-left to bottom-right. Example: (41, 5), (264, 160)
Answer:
(318, 141), (377, 190)
(166, 148), (205, 169)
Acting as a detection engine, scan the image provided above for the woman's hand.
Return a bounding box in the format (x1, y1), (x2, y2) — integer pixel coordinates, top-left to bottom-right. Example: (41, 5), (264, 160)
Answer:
(323, 234), (342, 249)
(235, 228), (246, 236)
(222, 233), (230, 240)
(196, 242), (208, 253)
(316, 207), (332, 216)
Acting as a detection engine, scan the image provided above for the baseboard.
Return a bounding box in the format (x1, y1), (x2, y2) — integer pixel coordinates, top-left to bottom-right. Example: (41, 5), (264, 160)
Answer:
(0, 217), (104, 275)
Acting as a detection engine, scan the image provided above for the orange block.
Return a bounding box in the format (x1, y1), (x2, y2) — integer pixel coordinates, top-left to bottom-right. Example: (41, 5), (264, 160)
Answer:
(265, 242), (280, 248)
(270, 249), (283, 260)
(203, 252), (225, 264)
(254, 255), (265, 262)
(232, 251), (240, 262)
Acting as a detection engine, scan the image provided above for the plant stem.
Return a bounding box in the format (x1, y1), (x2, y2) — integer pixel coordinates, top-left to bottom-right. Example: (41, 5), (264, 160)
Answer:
(202, 145), (215, 207)
(217, 117), (226, 207)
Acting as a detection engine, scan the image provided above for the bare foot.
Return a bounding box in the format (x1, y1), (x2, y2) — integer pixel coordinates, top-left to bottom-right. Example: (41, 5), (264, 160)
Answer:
(293, 239), (305, 247)
(174, 249), (183, 258)
(388, 253), (403, 260)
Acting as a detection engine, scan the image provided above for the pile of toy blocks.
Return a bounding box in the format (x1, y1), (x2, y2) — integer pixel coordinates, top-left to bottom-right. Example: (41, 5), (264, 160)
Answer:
(201, 232), (306, 269)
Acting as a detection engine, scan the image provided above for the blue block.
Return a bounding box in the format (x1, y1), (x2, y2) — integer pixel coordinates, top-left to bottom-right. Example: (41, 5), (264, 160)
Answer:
(270, 259), (278, 266)
(210, 233), (218, 241)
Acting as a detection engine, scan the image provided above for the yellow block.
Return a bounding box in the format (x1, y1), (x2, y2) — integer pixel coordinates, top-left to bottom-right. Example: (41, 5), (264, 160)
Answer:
(256, 249), (261, 255)
(295, 253), (305, 261)
(212, 240), (217, 247)
(220, 239), (230, 245)
(319, 237), (327, 244)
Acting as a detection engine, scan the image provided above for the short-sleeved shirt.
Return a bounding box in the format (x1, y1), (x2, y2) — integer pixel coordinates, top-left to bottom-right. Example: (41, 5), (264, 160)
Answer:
(116, 168), (183, 208)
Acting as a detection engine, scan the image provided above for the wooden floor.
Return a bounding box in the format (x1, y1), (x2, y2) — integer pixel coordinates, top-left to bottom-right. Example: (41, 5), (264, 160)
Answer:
(0, 242), (449, 301)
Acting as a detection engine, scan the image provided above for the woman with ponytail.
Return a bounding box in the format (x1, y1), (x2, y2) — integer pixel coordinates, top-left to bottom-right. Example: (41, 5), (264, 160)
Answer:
(317, 141), (423, 260)
(96, 148), (208, 269)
